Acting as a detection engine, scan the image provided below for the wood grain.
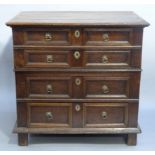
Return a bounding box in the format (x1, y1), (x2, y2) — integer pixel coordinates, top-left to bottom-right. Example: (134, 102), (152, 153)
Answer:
(6, 11), (149, 27)
(7, 11), (149, 146)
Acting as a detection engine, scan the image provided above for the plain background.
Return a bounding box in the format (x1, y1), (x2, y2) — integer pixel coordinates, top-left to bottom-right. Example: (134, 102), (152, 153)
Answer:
(0, 4), (155, 150)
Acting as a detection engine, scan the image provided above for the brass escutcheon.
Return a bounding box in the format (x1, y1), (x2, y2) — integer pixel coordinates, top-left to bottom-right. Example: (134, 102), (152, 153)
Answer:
(75, 104), (81, 112)
(75, 78), (81, 86)
(74, 51), (81, 60)
(74, 30), (80, 38)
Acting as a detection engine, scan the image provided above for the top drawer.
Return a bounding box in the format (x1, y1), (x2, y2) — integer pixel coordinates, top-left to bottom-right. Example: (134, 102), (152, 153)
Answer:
(13, 28), (72, 46)
(83, 28), (133, 46)
(13, 27), (141, 46)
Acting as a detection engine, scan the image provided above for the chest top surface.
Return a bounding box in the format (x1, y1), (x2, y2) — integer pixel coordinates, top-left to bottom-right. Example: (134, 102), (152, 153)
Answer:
(6, 11), (149, 27)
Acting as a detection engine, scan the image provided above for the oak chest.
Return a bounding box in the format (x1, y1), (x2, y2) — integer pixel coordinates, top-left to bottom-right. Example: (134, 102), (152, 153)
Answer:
(6, 11), (149, 146)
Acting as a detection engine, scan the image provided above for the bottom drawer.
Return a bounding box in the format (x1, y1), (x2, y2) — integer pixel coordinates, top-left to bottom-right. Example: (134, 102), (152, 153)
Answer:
(28, 103), (72, 128)
(27, 102), (128, 128)
(83, 103), (128, 128)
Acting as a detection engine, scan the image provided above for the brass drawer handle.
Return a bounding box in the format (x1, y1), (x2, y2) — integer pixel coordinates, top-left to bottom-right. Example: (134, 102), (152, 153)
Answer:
(102, 85), (109, 94)
(75, 78), (81, 86)
(75, 104), (81, 111)
(74, 51), (80, 59)
(45, 33), (52, 41)
(102, 55), (108, 64)
(47, 84), (52, 94)
(45, 112), (53, 120)
(103, 33), (109, 42)
(101, 111), (107, 119)
(74, 30), (80, 38)
(47, 55), (53, 63)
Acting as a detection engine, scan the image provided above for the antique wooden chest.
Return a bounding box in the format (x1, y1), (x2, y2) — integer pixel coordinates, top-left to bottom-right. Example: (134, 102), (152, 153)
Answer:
(6, 11), (149, 146)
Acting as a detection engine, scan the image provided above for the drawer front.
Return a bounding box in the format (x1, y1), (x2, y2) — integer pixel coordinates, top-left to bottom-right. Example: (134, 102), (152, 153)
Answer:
(84, 28), (132, 46)
(27, 77), (72, 98)
(85, 50), (130, 68)
(83, 103), (128, 128)
(15, 49), (140, 69)
(28, 103), (72, 128)
(15, 49), (70, 68)
(14, 28), (71, 45)
(16, 72), (139, 99)
(15, 49), (84, 68)
(84, 77), (129, 98)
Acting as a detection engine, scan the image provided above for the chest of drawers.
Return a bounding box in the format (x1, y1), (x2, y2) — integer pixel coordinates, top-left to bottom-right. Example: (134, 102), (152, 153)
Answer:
(6, 11), (149, 146)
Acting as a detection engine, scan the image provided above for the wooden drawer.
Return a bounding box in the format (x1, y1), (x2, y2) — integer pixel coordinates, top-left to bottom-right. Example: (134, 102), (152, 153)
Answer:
(27, 77), (72, 98)
(83, 103), (128, 128)
(84, 76), (129, 98)
(84, 28), (132, 46)
(13, 28), (71, 45)
(28, 103), (72, 128)
(14, 49), (84, 68)
(85, 50), (130, 68)
(15, 49), (70, 68)
(16, 72), (140, 99)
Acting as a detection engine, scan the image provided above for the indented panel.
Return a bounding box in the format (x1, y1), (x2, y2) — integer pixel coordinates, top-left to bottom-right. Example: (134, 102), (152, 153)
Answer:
(85, 50), (130, 68)
(83, 103), (128, 128)
(84, 77), (129, 98)
(84, 28), (132, 46)
(25, 29), (71, 45)
(27, 77), (72, 98)
(24, 50), (70, 68)
(28, 103), (72, 128)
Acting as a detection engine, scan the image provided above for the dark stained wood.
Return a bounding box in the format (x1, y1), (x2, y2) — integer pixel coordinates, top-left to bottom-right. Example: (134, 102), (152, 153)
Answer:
(7, 11), (149, 146)
(27, 76), (72, 98)
(27, 103), (72, 128)
(6, 11), (149, 27)
(83, 103), (128, 128)
(83, 76), (129, 99)
(13, 123), (141, 134)
(83, 28), (132, 46)
(15, 72), (140, 99)
(126, 133), (137, 145)
(18, 133), (28, 146)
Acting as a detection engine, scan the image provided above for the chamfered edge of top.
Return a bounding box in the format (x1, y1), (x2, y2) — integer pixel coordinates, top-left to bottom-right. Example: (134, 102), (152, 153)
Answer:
(6, 11), (150, 27)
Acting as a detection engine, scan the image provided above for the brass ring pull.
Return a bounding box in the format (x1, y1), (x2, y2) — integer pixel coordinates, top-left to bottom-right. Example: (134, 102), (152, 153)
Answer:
(75, 104), (81, 112)
(47, 55), (53, 63)
(101, 111), (107, 119)
(45, 33), (52, 41)
(75, 78), (81, 86)
(102, 85), (109, 94)
(45, 112), (53, 120)
(102, 33), (109, 42)
(47, 84), (52, 94)
(74, 30), (80, 38)
(102, 55), (108, 64)
(74, 51), (80, 59)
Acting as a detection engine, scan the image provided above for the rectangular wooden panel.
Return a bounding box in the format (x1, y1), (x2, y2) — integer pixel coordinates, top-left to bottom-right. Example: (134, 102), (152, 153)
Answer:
(83, 103), (128, 128)
(27, 77), (72, 98)
(13, 28), (71, 45)
(26, 51), (69, 67)
(7, 11), (149, 145)
(83, 28), (133, 46)
(85, 50), (130, 68)
(28, 103), (72, 128)
(84, 76), (129, 98)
